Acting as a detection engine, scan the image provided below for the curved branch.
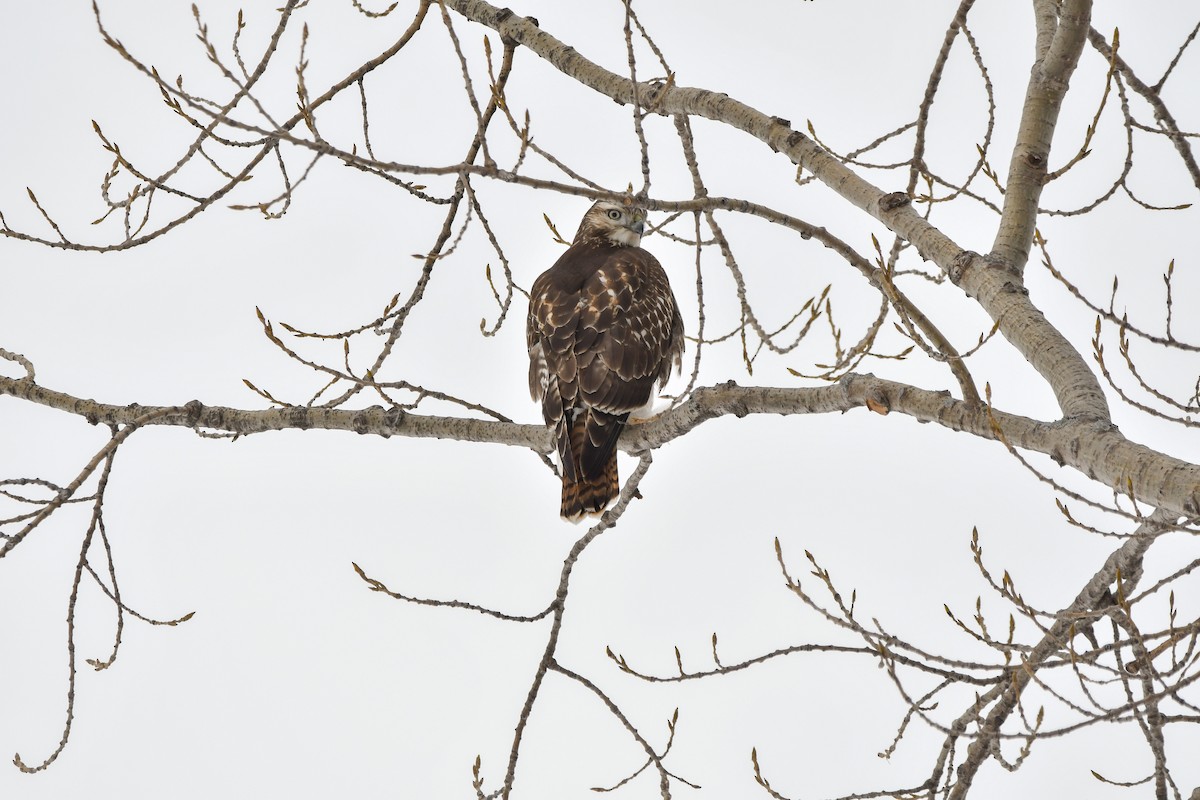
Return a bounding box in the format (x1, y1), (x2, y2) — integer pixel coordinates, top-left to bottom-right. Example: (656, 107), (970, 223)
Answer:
(440, 0), (1110, 421)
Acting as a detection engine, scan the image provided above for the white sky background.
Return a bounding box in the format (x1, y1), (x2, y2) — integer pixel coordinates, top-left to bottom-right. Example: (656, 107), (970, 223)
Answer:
(1, 1), (1198, 798)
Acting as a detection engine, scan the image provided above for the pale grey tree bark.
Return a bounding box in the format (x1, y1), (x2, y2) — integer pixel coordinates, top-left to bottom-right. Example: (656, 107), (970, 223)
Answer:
(2, 1), (1199, 797)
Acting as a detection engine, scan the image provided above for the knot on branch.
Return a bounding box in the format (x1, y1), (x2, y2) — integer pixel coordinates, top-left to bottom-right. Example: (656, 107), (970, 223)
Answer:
(865, 391), (890, 416)
(351, 409), (372, 435)
(492, 8), (522, 46)
(184, 399), (204, 427)
(836, 372), (865, 396)
(949, 250), (980, 285)
(1184, 493), (1200, 518)
(1019, 147), (1048, 172)
(383, 405), (406, 434)
(878, 192), (911, 213)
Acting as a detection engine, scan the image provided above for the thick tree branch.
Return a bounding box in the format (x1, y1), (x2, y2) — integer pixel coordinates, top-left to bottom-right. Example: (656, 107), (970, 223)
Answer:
(4, 4), (1199, 795)
(4, 373), (1197, 517)
(439, 0), (1110, 422)
(990, 0), (1092, 271)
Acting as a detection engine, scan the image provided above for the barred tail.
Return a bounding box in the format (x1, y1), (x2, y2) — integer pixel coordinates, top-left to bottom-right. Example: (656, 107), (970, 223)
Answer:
(561, 451), (619, 521)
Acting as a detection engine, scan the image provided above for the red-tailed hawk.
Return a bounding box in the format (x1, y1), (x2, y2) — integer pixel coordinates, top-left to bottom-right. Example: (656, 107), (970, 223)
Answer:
(527, 199), (685, 520)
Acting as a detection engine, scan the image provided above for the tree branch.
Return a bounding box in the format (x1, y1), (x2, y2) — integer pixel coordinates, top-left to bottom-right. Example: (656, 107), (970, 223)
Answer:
(4, 373), (1198, 517)
(439, 0), (1111, 422)
(949, 507), (1169, 798)
(990, 0), (1092, 272)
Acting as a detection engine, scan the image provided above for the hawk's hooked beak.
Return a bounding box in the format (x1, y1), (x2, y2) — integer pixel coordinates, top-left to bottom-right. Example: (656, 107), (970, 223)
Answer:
(629, 219), (646, 236)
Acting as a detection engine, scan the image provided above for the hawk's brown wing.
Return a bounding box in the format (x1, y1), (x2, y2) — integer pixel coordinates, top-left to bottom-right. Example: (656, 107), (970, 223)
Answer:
(528, 241), (683, 516)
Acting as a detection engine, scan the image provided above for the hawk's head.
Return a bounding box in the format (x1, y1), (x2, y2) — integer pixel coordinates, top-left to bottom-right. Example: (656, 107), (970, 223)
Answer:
(574, 199), (647, 247)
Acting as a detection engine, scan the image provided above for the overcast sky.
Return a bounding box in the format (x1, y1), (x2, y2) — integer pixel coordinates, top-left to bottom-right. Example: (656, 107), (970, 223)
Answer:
(2, 2), (1198, 798)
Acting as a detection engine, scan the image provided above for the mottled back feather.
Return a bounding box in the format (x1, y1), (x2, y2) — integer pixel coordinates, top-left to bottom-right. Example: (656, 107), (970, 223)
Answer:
(528, 200), (684, 519)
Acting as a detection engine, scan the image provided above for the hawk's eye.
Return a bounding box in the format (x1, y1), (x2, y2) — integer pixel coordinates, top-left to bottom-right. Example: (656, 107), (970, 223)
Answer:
(606, 209), (622, 221)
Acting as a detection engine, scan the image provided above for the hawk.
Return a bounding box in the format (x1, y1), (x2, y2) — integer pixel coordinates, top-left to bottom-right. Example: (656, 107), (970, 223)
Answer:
(527, 199), (685, 520)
